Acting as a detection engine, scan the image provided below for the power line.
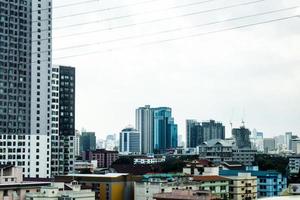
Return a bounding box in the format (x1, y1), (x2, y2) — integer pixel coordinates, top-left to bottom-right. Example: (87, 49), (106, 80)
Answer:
(32, 0), (216, 23)
(52, 6), (298, 52)
(54, 0), (266, 30)
(49, 15), (298, 61)
(32, 0), (98, 12)
(32, 0), (267, 35)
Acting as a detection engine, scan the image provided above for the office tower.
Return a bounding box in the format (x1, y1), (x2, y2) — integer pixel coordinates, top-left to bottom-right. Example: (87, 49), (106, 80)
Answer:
(232, 126), (251, 149)
(202, 120), (225, 142)
(96, 139), (106, 149)
(186, 120), (225, 148)
(136, 105), (154, 154)
(263, 138), (276, 153)
(119, 126), (141, 154)
(186, 120), (202, 148)
(285, 132), (292, 150)
(80, 132), (96, 152)
(0, 0), (52, 178)
(153, 107), (178, 153)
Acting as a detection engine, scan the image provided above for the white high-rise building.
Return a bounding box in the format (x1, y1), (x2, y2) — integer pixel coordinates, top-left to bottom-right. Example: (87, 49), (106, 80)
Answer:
(135, 105), (154, 154)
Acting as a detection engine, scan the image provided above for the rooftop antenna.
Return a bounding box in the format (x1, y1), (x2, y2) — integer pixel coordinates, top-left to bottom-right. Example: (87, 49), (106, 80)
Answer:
(241, 108), (246, 127)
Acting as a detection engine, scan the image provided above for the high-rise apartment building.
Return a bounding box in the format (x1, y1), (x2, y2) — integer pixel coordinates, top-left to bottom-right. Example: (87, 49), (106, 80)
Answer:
(232, 126), (251, 149)
(80, 132), (96, 152)
(153, 107), (177, 153)
(186, 120), (202, 148)
(0, 0), (53, 178)
(119, 126), (141, 154)
(202, 120), (225, 143)
(136, 105), (154, 154)
(186, 120), (225, 148)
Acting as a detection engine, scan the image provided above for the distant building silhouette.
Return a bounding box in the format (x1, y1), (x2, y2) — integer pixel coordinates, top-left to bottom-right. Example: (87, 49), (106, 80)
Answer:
(232, 126), (251, 148)
(186, 120), (225, 148)
(80, 132), (96, 152)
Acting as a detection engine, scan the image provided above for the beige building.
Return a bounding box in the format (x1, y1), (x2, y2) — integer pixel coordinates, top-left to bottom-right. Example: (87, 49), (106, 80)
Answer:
(0, 165), (51, 200)
(153, 189), (213, 200)
(227, 173), (257, 200)
(25, 181), (95, 200)
(135, 174), (201, 200)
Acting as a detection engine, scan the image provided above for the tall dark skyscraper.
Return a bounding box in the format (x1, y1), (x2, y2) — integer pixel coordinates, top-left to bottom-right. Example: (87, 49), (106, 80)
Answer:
(186, 120), (225, 148)
(59, 66), (75, 174)
(232, 126), (251, 148)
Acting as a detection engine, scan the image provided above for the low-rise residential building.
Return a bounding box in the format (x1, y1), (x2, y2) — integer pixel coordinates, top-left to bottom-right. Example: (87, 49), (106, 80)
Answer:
(197, 139), (256, 166)
(232, 148), (256, 166)
(227, 173), (257, 200)
(0, 165), (51, 200)
(220, 168), (287, 198)
(153, 189), (213, 200)
(193, 176), (230, 199)
(25, 181), (95, 200)
(198, 139), (233, 163)
(134, 173), (201, 200)
(82, 149), (119, 168)
(289, 155), (300, 176)
(55, 173), (134, 200)
(134, 156), (166, 165)
(182, 160), (218, 176)
(73, 160), (97, 173)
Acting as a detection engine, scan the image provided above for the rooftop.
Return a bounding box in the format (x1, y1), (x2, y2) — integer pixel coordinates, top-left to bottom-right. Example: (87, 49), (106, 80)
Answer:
(66, 173), (128, 178)
(193, 176), (230, 182)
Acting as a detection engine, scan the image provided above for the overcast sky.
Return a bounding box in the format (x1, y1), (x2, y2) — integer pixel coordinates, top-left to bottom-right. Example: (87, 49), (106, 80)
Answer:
(52, 0), (300, 140)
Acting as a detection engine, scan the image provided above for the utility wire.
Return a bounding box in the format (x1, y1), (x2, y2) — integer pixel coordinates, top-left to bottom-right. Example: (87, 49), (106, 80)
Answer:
(31, 0), (267, 35)
(29, 15), (296, 63)
(51, 6), (298, 52)
(52, 15), (297, 60)
(32, 0), (98, 12)
(32, 0), (216, 23)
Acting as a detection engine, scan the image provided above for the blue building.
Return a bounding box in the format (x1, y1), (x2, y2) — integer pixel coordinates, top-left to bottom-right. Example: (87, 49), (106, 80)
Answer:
(153, 107), (178, 153)
(220, 167), (287, 198)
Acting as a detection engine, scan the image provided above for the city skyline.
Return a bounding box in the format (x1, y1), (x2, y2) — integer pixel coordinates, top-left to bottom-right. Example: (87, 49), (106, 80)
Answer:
(51, 0), (300, 140)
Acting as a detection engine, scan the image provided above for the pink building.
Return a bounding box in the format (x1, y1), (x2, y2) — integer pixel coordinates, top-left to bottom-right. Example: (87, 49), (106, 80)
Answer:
(82, 149), (119, 168)
(0, 165), (50, 200)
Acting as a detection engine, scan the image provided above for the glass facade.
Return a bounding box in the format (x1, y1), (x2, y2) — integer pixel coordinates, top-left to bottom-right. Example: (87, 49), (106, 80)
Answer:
(153, 107), (177, 153)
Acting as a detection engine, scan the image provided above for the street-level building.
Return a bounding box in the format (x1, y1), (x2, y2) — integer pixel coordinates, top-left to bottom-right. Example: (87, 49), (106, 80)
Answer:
(0, 165), (50, 200)
(25, 181), (95, 200)
(135, 173), (201, 200)
(153, 189), (213, 200)
(227, 173), (257, 200)
(220, 168), (287, 198)
(193, 176), (230, 199)
(55, 173), (134, 200)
